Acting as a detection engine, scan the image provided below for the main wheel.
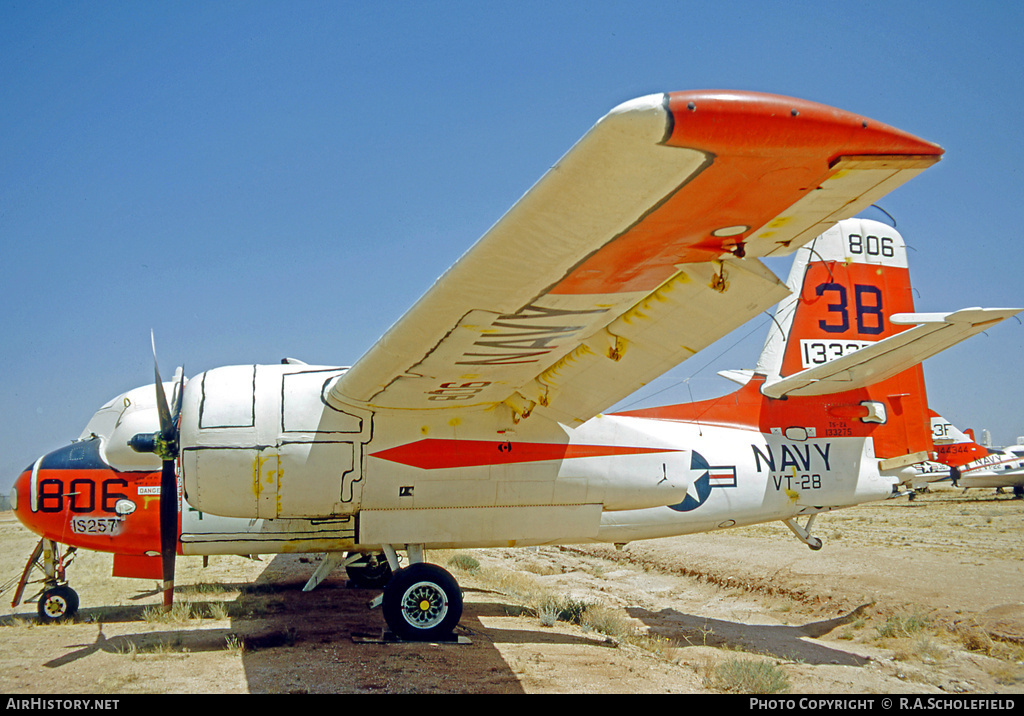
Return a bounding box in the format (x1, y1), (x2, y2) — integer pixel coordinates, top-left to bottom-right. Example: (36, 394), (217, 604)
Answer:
(37, 585), (79, 623)
(382, 563), (462, 641)
(345, 552), (393, 589)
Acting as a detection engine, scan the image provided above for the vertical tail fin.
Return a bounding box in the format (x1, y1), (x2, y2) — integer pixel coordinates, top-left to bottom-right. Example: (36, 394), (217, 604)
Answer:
(756, 217), (931, 459)
(756, 218), (916, 380)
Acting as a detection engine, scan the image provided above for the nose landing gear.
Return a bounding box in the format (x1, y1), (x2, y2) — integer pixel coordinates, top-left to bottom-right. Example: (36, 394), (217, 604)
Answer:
(6, 539), (80, 623)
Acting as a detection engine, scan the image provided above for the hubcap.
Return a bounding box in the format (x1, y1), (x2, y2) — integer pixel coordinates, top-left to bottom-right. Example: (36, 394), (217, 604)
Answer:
(400, 581), (448, 629)
(43, 596), (67, 618)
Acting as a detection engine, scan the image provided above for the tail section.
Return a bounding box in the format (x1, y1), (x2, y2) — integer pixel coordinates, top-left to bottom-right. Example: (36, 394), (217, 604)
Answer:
(928, 410), (990, 467)
(899, 412), (989, 489)
(756, 217), (1017, 460)
(621, 217), (1018, 464)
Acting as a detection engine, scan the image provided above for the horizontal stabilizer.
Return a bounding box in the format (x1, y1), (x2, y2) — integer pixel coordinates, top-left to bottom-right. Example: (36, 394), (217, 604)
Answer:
(761, 307), (1021, 398)
(717, 369), (755, 386)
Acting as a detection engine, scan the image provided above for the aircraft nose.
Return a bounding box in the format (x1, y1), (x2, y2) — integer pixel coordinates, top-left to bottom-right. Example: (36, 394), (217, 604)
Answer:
(9, 457), (40, 527)
(8, 439), (123, 543)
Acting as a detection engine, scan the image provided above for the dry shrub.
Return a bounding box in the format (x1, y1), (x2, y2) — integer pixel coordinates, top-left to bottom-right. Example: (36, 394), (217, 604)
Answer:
(703, 658), (791, 694)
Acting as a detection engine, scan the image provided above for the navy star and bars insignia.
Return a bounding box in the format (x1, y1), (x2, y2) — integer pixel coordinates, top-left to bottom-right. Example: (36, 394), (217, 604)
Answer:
(668, 450), (737, 512)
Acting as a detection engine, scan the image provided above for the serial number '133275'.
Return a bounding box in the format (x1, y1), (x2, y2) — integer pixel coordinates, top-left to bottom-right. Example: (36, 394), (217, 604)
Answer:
(800, 339), (873, 369)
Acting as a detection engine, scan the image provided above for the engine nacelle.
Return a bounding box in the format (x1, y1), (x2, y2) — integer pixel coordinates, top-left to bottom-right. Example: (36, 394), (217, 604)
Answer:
(180, 364), (372, 519)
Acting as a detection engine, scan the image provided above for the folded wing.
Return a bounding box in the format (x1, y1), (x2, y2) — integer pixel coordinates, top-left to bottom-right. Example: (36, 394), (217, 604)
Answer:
(328, 91), (943, 424)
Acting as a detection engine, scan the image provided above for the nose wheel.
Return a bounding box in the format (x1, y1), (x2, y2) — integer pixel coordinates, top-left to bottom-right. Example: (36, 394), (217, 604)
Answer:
(37, 584), (79, 622)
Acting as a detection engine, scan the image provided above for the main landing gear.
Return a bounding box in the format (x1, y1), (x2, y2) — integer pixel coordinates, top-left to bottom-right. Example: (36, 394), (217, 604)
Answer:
(373, 545), (463, 642)
(308, 545), (464, 641)
(381, 562), (463, 641)
(7, 539), (80, 623)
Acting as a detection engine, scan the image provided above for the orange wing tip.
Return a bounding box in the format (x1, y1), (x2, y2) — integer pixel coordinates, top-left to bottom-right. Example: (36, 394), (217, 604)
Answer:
(664, 90), (943, 160)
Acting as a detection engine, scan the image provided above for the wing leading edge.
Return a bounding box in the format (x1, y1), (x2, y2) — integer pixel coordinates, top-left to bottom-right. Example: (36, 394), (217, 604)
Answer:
(328, 91), (942, 424)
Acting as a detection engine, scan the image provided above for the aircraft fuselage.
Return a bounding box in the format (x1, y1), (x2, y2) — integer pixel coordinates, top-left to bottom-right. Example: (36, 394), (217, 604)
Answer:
(10, 369), (896, 562)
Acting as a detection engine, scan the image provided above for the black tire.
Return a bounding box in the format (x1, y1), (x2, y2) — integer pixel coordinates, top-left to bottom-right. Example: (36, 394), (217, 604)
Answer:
(345, 552), (393, 589)
(382, 563), (462, 641)
(37, 585), (79, 623)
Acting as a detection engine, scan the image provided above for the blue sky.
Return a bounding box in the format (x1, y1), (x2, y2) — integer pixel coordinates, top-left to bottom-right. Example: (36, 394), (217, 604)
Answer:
(2, 1), (1022, 490)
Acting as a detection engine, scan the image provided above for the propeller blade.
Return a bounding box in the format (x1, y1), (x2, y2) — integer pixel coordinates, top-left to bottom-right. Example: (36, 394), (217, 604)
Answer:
(151, 330), (173, 437)
(171, 366), (185, 424)
(159, 457), (177, 612)
(149, 332), (181, 613)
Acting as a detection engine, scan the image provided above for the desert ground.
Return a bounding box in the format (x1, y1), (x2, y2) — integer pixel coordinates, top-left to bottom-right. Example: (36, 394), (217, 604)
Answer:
(2, 485), (1024, 695)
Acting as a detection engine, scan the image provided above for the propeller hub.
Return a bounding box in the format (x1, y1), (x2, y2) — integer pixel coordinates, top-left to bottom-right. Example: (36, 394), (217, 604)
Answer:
(129, 432), (178, 461)
(128, 432), (158, 455)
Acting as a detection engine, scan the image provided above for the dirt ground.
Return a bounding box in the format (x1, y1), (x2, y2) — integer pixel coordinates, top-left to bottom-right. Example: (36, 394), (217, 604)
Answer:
(2, 485), (1024, 694)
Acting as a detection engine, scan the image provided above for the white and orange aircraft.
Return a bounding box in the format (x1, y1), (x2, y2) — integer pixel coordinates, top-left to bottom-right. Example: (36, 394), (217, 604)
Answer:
(903, 415), (1024, 496)
(929, 412), (990, 470)
(951, 442), (1024, 496)
(8, 91), (1020, 641)
(899, 412), (992, 491)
